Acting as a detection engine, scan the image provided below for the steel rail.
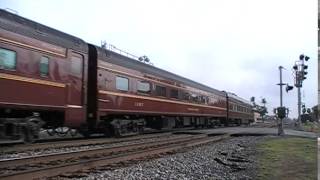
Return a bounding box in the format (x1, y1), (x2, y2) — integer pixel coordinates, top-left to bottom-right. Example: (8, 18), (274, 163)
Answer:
(0, 132), (173, 153)
(0, 134), (229, 180)
(0, 134), (205, 169)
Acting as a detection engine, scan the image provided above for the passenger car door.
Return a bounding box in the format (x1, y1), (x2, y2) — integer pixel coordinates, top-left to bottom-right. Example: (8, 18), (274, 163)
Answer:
(68, 52), (84, 106)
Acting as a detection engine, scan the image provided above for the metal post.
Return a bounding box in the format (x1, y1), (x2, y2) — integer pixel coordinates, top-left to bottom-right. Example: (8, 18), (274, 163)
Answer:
(293, 54), (309, 129)
(280, 67), (283, 107)
(278, 66), (284, 135)
(297, 86), (301, 128)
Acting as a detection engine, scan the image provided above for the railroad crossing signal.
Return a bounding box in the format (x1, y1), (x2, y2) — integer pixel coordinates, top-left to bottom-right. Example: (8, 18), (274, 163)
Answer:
(292, 54), (310, 129)
(275, 107), (288, 119)
(294, 54), (309, 88)
(285, 84), (294, 92)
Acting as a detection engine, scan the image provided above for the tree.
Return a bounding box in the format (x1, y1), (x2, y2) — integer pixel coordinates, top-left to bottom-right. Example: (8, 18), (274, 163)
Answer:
(250, 96), (268, 122)
(259, 98), (268, 122)
(258, 106), (268, 119)
(261, 98), (267, 107)
(250, 96), (255, 106)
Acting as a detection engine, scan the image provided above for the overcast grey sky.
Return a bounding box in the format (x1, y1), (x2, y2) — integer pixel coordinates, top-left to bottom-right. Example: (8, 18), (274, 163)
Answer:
(1, 0), (317, 118)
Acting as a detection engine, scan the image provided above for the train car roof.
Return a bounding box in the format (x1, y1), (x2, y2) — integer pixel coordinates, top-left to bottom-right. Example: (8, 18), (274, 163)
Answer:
(227, 92), (252, 106)
(96, 46), (226, 97)
(0, 9), (234, 99)
(0, 9), (87, 52)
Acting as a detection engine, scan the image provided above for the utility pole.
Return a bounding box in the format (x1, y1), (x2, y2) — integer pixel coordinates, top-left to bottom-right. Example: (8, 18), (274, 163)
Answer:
(279, 66), (283, 107)
(277, 66), (285, 135)
(276, 66), (293, 136)
(293, 54), (309, 129)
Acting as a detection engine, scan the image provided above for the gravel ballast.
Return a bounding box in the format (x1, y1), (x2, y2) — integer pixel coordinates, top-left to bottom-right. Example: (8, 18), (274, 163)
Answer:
(81, 136), (270, 180)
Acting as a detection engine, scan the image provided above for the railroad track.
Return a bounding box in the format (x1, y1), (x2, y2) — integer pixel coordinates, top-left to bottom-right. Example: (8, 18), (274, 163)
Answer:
(0, 132), (173, 154)
(0, 127), (195, 147)
(0, 134), (195, 168)
(0, 134), (230, 179)
(251, 123), (276, 128)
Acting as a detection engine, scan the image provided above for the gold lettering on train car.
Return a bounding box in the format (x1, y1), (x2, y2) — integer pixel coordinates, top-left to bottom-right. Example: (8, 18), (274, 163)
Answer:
(187, 108), (199, 111)
(134, 102), (144, 107)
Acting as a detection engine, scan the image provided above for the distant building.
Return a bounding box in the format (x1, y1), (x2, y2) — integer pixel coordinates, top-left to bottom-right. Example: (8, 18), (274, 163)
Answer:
(253, 111), (262, 123)
(264, 115), (277, 122)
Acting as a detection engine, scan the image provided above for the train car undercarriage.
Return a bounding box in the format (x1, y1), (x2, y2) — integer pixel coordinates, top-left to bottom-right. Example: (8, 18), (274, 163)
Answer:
(97, 114), (243, 138)
(0, 110), (251, 143)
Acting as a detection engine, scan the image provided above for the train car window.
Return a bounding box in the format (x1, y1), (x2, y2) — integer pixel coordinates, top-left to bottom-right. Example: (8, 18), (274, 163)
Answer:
(116, 76), (129, 91)
(155, 85), (166, 97)
(170, 89), (179, 99)
(137, 81), (151, 93)
(39, 56), (49, 76)
(183, 92), (190, 101)
(0, 48), (16, 70)
(191, 93), (198, 102)
(200, 96), (207, 104)
(70, 56), (82, 77)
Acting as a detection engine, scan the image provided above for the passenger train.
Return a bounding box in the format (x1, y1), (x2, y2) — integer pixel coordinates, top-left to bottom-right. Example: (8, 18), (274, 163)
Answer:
(0, 9), (253, 142)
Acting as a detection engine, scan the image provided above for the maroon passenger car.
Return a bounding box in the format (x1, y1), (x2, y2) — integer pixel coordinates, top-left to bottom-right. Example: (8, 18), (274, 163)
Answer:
(94, 46), (229, 135)
(0, 9), (90, 141)
(0, 9), (253, 142)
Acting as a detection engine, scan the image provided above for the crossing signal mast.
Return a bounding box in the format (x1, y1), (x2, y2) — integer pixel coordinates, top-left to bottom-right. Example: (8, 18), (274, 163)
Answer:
(275, 66), (293, 135)
(293, 54), (309, 128)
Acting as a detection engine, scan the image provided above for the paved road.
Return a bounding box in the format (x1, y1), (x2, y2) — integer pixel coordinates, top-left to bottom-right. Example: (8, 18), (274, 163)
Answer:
(182, 127), (318, 138)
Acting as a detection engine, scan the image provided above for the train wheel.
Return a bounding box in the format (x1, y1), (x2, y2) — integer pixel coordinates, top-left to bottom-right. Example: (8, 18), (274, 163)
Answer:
(46, 128), (56, 136)
(70, 129), (78, 137)
(21, 127), (35, 143)
(21, 121), (41, 143)
(55, 127), (70, 137)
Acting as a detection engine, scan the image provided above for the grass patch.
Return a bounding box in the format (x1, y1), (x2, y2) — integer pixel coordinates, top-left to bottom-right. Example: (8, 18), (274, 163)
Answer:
(256, 137), (317, 180)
